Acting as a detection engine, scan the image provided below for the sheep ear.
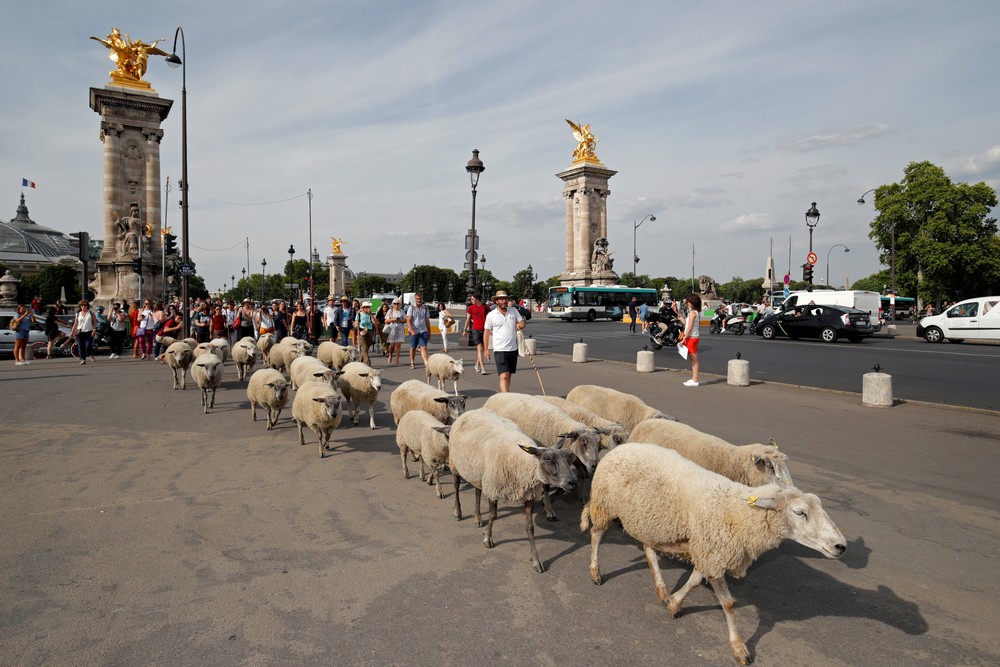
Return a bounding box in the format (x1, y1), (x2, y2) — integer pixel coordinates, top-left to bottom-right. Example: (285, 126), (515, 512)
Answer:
(768, 437), (779, 449)
(751, 453), (763, 464)
(312, 397), (328, 404)
(519, 443), (543, 456)
(557, 431), (575, 440)
(433, 425), (452, 440)
(594, 426), (613, 435)
(358, 372), (369, 378)
(433, 397), (449, 404)
(745, 494), (782, 511)
(313, 371), (326, 378)
(335, 371), (345, 378)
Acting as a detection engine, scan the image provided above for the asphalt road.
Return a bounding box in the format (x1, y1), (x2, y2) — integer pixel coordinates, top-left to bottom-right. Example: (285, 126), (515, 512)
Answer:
(526, 317), (1000, 411)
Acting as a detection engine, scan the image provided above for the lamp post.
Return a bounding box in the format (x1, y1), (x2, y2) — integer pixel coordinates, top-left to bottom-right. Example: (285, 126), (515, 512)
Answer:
(164, 27), (189, 336)
(260, 258), (267, 303)
(287, 244), (295, 302)
(230, 274), (235, 300)
(526, 263), (538, 307)
(804, 202), (820, 291)
(307, 188), (314, 307)
(479, 255), (487, 299)
(241, 267), (246, 297)
(465, 149), (485, 301)
(858, 189), (896, 323)
(632, 214), (656, 287)
(825, 244), (849, 288)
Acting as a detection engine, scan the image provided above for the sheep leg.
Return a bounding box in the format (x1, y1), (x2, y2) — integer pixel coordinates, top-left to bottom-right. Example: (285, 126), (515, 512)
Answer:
(542, 486), (558, 521)
(251, 401), (258, 422)
(316, 427), (329, 459)
(433, 468), (443, 499)
(668, 568), (704, 618)
(181, 370), (186, 390)
(201, 388), (208, 414)
(209, 387), (216, 409)
(588, 522), (606, 585)
(417, 456), (426, 482)
(267, 406), (279, 430)
(474, 488), (484, 527)
(368, 402), (376, 430)
(401, 448), (410, 479)
(296, 420), (306, 446)
(453, 379), (459, 397)
(643, 545), (670, 605)
(707, 575), (750, 666)
(525, 500), (544, 573)
(452, 474), (463, 520)
(482, 499), (497, 549)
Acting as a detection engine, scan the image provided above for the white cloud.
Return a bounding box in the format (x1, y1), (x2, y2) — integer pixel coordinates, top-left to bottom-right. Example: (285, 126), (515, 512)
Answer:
(951, 145), (1000, 180)
(777, 123), (892, 153)
(720, 213), (775, 234)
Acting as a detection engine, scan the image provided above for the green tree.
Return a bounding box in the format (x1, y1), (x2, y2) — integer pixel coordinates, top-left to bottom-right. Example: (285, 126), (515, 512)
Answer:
(352, 274), (395, 298)
(187, 274), (209, 300)
(718, 276), (764, 304)
(401, 265), (460, 304)
(851, 270), (892, 294)
(619, 272), (651, 288)
(868, 161), (1000, 307)
(21, 263), (81, 304)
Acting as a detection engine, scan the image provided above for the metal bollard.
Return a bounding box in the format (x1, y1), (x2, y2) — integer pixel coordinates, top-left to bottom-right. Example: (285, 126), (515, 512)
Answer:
(862, 372), (893, 407)
(637, 350), (655, 373)
(727, 358), (749, 386)
(573, 342), (589, 363)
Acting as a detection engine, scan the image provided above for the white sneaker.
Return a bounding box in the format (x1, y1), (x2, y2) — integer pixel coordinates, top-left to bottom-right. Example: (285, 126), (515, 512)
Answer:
(683, 379), (699, 387)
(15, 361), (24, 366)
(109, 353), (118, 359)
(80, 360), (86, 365)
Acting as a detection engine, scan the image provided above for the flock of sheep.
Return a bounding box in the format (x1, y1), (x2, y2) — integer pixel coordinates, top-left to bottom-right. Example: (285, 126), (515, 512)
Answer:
(158, 333), (846, 665)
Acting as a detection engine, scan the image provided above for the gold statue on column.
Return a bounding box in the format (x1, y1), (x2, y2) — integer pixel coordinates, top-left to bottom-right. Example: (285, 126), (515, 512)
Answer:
(90, 27), (167, 90)
(331, 237), (345, 254)
(566, 119), (600, 164)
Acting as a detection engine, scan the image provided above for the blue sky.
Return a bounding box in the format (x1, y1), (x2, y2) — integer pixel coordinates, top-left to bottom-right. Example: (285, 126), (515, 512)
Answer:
(3, 0), (998, 293)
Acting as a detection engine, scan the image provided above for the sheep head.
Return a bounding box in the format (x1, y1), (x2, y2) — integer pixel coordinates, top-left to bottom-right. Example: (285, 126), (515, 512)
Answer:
(749, 444), (793, 488)
(746, 487), (846, 559)
(519, 443), (578, 493)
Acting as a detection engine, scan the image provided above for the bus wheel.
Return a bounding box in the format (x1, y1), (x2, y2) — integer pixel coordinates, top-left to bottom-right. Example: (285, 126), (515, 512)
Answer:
(586, 309), (597, 321)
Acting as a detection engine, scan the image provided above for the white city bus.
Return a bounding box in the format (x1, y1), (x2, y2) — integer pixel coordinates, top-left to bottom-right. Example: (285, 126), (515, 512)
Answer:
(547, 285), (659, 321)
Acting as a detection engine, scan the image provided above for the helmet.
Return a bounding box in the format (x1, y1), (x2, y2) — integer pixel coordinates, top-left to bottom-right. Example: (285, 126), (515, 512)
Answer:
(97, 306), (105, 312)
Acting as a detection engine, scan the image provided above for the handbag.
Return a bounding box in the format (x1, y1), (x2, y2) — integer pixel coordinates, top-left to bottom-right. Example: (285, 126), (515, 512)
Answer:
(382, 323), (392, 335)
(8, 317), (18, 331)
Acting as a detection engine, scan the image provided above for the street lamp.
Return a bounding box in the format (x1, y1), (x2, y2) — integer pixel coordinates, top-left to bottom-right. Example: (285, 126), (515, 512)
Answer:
(632, 214), (656, 287)
(479, 255), (487, 298)
(164, 27), (189, 336)
(858, 189), (896, 323)
(287, 244), (295, 302)
(465, 149), (485, 300)
(826, 244), (849, 288)
(526, 263), (538, 305)
(241, 267), (246, 297)
(260, 258), (267, 303)
(231, 274), (235, 300)
(805, 202), (820, 254)
(307, 189), (314, 309)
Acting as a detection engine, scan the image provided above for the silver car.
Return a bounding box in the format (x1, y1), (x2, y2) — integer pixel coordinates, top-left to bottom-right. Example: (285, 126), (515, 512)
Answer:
(0, 308), (73, 356)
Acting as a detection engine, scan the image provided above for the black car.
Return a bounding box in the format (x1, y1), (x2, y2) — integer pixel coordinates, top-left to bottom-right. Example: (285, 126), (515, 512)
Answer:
(516, 305), (533, 321)
(754, 304), (873, 343)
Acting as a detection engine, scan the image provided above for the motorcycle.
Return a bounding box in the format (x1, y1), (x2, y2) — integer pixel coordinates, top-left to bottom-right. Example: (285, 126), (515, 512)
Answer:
(709, 306), (753, 335)
(645, 310), (684, 350)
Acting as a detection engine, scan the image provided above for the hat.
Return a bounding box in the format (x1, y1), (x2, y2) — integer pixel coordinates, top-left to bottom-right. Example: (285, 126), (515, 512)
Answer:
(493, 290), (511, 300)
(361, 301), (372, 308)
(392, 297), (401, 304)
(327, 295), (335, 301)
(340, 296), (350, 302)
(242, 298), (251, 303)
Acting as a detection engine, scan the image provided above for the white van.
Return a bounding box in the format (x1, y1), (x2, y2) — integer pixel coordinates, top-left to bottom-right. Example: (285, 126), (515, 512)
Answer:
(916, 296), (1000, 343)
(782, 290), (883, 331)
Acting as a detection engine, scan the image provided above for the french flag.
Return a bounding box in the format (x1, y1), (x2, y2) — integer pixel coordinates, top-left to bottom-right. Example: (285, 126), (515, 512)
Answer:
(22, 178), (36, 188)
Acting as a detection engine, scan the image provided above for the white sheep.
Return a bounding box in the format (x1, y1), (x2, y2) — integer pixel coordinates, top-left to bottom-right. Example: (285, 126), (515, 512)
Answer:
(191, 354), (224, 414)
(566, 385), (676, 433)
(231, 339), (260, 382)
(289, 355), (342, 391)
(536, 395), (627, 450)
(395, 410), (451, 498)
(209, 337), (231, 362)
(268, 343), (304, 375)
(581, 443), (846, 665)
(448, 409), (578, 573)
(246, 368), (289, 430)
(425, 353), (464, 395)
(390, 379), (467, 426)
(279, 335), (313, 357)
(257, 333), (276, 364)
(316, 341), (358, 370)
(193, 341), (225, 363)
(338, 361), (383, 429)
(628, 419), (793, 488)
(164, 341), (193, 390)
(291, 381), (344, 458)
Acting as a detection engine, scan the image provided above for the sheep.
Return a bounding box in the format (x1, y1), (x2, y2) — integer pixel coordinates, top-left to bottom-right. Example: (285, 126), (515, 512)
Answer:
(246, 368), (289, 430)
(279, 335), (313, 357)
(209, 337), (231, 362)
(581, 443), (845, 665)
(193, 341), (225, 363)
(289, 355), (342, 391)
(231, 339), (260, 382)
(425, 353), (464, 395)
(390, 379), (467, 426)
(448, 409), (578, 573)
(291, 381), (344, 458)
(317, 341), (358, 370)
(164, 341), (193, 390)
(268, 343), (304, 375)
(257, 333), (276, 364)
(536, 395), (628, 450)
(628, 419), (793, 488)
(566, 385), (676, 433)
(191, 354), (224, 414)
(182, 337), (199, 351)
(395, 410), (451, 498)
(338, 361), (383, 429)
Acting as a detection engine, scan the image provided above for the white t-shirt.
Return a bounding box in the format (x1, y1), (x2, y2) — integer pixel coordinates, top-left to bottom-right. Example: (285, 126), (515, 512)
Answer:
(484, 306), (523, 352)
(323, 304), (337, 327)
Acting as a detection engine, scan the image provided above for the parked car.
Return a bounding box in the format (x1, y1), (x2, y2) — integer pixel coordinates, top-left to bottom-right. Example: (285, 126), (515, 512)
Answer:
(783, 289), (883, 331)
(516, 305), (533, 321)
(916, 296), (1000, 343)
(754, 304), (874, 343)
(0, 308), (71, 356)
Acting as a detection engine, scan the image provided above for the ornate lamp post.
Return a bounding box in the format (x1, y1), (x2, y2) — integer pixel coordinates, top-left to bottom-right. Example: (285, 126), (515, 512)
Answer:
(632, 214), (656, 287)
(825, 244), (849, 288)
(260, 258), (267, 303)
(287, 244), (295, 302)
(805, 202), (820, 255)
(465, 150), (485, 300)
(164, 27), (189, 336)
(241, 267), (246, 297)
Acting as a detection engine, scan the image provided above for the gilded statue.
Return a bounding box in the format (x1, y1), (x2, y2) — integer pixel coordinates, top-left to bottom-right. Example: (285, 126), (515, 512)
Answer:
(331, 237), (345, 254)
(566, 119), (600, 163)
(91, 28), (167, 88)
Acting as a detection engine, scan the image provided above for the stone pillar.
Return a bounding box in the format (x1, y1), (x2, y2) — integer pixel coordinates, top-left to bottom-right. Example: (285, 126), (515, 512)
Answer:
(556, 162), (618, 286)
(564, 193), (574, 272)
(328, 253), (348, 297)
(637, 349), (655, 372)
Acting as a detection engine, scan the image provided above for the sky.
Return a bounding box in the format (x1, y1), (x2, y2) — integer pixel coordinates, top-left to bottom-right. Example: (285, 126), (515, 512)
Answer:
(3, 0), (999, 295)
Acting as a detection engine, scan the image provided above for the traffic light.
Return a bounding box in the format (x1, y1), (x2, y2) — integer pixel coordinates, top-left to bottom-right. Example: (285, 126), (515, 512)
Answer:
(131, 257), (143, 274)
(803, 263), (814, 286)
(163, 233), (178, 256)
(70, 231), (90, 262)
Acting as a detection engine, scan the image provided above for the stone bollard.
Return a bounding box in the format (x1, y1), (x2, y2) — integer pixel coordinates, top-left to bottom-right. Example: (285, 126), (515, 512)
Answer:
(25, 342), (34, 361)
(524, 338), (537, 356)
(862, 372), (893, 407)
(637, 350), (655, 373)
(727, 358), (749, 386)
(573, 342), (589, 363)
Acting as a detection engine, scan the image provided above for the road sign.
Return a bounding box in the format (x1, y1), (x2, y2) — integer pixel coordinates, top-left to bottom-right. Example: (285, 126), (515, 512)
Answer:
(178, 263), (196, 277)
(783, 287), (790, 298)
(807, 252), (818, 265)
(783, 273), (790, 285)
(465, 250), (478, 264)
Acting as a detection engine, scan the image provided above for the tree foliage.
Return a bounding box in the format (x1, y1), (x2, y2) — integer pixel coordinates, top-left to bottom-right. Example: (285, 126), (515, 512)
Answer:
(850, 269), (892, 293)
(401, 265), (460, 304)
(352, 274), (396, 299)
(868, 161), (1000, 306)
(20, 263), (81, 304)
(718, 276), (765, 304)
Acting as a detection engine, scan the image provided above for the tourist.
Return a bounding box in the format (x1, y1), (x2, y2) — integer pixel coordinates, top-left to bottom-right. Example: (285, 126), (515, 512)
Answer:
(483, 290), (525, 392)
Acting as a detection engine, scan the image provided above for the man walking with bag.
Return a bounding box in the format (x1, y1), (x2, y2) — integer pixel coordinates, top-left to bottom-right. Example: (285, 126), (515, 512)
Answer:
(483, 290), (525, 393)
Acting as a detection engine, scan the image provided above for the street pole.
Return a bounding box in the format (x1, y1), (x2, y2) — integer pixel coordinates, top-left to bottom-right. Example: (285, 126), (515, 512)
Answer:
(632, 214), (655, 287)
(165, 28), (189, 336)
(465, 150), (485, 302)
(825, 244), (849, 288)
(805, 202), (820, 291)
(307, 189), (314, 338)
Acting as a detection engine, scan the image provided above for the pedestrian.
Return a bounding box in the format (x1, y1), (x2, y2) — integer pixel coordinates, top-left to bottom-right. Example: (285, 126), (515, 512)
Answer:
(137, 299), (156, 359)
(375, 302), (389, 356)
(385, 297), (406, 366)
(44, 306), (61, 359)
(351, 299), (362, 347)
(273, 301), (288, 342)
(235, 298), (256, 341)
(256, 303), (275, 337)
(331, 297), (354, 346)
(638, 300), (649, 333)
(108, 302), (127, 358)
(308, 302), (324, 345)
(462, 292), (488, 374)
(627, 296), (639, 333)
(71, 300), (98, 365)
(155, 305), (183, 362)
(11, 304), (35, 366)
(483, 290), (525, 392)
(192, 302), (211, 344)
(31, 295), (42, 314)
(437, 301), (455, 353)
(323, 295), (338, 341)
(128, 300), (142, 357)
(681, 293), (702, 387)
(406, 293), (431, 369)
(210, 304), (228, 340)
(355, 301), (374, 365)
(54, 299), (67, 316)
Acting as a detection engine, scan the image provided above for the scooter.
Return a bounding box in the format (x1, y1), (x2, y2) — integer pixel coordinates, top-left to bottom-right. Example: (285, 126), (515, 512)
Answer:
(710, 307), (751, 335)
(645, 310), (684, 349)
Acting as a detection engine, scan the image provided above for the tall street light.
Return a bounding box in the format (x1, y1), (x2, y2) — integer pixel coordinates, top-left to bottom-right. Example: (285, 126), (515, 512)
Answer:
(241, 267), (246, 297)
(164, 27), (189, 336)
(465, 149), (485, 300)
(632, 214), (656, 287)
(826, 244), (849, 288)
(805, 202), (820, 291)
(261, 258), (267, 303)
(479, 255), (487, 299)
(287, 245), (296, 302)
(858, 189), (896, 323)
(307, 189), (314, 309)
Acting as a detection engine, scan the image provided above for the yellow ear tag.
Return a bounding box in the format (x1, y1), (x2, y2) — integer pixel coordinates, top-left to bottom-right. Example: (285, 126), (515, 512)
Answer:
(747, 496), (758, 506)
(768, 438), (779, 449)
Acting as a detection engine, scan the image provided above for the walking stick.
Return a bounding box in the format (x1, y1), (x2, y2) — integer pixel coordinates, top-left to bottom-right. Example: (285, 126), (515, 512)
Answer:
(517, 331), (546, 396)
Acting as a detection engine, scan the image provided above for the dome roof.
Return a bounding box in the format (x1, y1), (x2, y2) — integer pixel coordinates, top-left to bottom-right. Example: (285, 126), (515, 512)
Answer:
(0, 193), (74, 259)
